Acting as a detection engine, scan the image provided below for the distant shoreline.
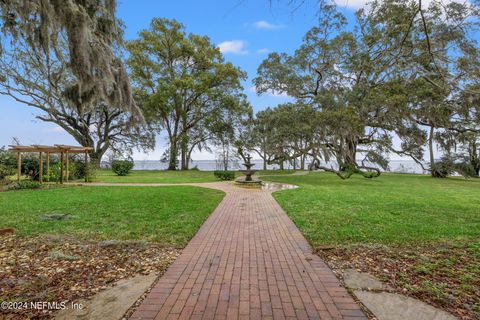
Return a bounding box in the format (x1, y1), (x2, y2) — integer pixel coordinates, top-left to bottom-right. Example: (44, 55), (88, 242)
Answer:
(121, 159), (428, 174)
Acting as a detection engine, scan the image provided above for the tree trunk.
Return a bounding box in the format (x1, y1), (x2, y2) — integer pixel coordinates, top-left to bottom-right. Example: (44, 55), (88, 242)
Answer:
(341, 137), (357, 171)
(300, 154), (305, 170)
(224, 148), (229, 171)
(180, 132), (189, 170)
(186, 144), (196, 170)
(90, 148), (108, 168)
(263, 151), (267, 171)
(181, 147), (188, 170)
(168, 137), (178, 170)
(280, 161), (284, 170)
(466, 139), (480, 177)
(428, 125), (435, 176)
(475, 147), (480, 177)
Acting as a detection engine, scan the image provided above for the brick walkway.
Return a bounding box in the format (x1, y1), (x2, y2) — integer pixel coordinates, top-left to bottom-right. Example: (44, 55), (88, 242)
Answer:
(130, 182), (367, 320)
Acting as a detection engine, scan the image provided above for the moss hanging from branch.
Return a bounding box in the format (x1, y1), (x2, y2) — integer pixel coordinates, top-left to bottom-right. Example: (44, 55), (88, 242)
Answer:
(0, 0), (140, 118)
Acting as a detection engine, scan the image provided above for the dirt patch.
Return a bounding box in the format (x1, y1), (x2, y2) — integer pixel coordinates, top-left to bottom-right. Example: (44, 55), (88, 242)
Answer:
(0, 235), (180, 320)
(316, 241), (480, 320)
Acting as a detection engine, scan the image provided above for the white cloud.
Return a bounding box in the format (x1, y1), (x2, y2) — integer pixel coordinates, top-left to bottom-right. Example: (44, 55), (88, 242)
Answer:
(256, 48), (270, 54)
(252, 20), (285, 30)
(217, 40), (248, 55)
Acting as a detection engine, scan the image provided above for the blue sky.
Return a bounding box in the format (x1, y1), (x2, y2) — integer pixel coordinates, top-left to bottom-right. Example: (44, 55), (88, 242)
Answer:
(0, 0), (435, 160)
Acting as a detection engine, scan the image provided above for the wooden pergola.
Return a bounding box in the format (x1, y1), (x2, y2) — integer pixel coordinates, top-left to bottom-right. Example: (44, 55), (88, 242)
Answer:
(9, 145), (93, 184)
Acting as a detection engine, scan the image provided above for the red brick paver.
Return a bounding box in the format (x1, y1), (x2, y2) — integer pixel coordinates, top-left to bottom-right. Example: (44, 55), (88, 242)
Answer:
(130, 182), (366, 320)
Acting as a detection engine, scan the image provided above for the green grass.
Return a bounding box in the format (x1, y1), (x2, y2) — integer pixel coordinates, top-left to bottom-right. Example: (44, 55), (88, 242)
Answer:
(256, 169), (298, 176)
(0, 186), (224, 246)
(266, 172), (480, 246)
(94, 169), (298, 183)
(95, 169), (224, 183)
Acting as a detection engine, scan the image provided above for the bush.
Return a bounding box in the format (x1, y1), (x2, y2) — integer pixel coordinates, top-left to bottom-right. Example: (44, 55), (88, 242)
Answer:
(67, 161), (76, 181)
(74, 161), (97, 182)
(7, 180), (42, 190)
(214, 170), (235, 181)
(111, 160), (134, 176)
(22, 156), (40, 180)
(0, 147), (16, 168)
(45, 163), (61, 182)
(0, 164), (14, 184)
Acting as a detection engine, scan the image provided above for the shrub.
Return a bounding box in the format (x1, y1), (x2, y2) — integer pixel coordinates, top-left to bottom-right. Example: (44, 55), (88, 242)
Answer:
(0, 147), (16, 168)
(111, 160), (134, 176)
(74, 161), (97, 182)
(67, 161), (76, 180)
(7, 180), (42, 190)
(22, 156), (40, 180)
(46, 163), (61, 182)
(214, 170), (235, 181)
(0, 164), (14, 184)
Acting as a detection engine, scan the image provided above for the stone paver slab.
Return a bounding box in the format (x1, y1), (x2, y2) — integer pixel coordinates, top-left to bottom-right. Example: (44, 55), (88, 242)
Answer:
(354, 291), (456, 320)
(343, 269), (392, 291)
(56, 273), (157, 320)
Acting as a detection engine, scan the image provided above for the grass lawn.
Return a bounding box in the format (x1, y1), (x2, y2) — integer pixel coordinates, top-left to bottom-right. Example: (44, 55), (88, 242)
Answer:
(265, 172), (480, 318)
(0, 186), (224, 247)
(256, 169), (298, 176)
(94, 169), (223, 183)
(266, 172), (480, 245)
(93, 169), (298, 183)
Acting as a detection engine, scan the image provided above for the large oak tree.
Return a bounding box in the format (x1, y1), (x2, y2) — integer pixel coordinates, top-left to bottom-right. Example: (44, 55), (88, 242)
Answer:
(0, 37), (153, 165)
(127, 18), (248, 170)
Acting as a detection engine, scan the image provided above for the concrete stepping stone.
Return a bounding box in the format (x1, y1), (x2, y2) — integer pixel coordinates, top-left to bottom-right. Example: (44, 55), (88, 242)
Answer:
(342, 269), (457, 320)
(55, 273), (157, 320)
(343, 269), (393, 291)
(354, 291), (457, 320)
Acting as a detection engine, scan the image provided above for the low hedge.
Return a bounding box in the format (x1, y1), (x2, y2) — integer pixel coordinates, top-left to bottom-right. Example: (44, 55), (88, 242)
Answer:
(214, 170), (235, 181)
(7, 180), (42, 190)
(111, 160), (134, 176)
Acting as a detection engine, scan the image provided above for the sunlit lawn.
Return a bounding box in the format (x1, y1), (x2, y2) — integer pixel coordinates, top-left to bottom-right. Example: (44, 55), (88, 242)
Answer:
(94, 169), (298, 183)
(0, 186), (224, 246)
(95, 169), (224, 183)
(265, 172), (480, 245)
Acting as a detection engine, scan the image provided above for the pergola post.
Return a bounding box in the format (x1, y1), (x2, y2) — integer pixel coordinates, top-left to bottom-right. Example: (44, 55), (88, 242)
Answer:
(66, 151), (69, 182)
(46, 153), (50, 181)
(17, 152), (21, 183)
(39, 152), (43, 183)
(60, 152), (64, 184)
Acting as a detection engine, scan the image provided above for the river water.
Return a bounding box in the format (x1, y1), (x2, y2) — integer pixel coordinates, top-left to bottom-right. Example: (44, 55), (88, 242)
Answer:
(131, 159), (427, 174)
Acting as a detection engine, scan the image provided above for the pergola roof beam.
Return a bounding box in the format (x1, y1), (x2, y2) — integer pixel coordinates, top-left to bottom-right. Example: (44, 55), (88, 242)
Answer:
(9, 145), (93, 154)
